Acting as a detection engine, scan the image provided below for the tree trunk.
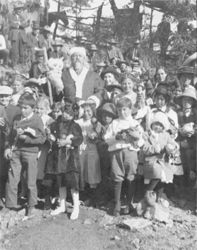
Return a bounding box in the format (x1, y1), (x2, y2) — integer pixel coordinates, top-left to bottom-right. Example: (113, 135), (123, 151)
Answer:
(53, 0), (61, 40)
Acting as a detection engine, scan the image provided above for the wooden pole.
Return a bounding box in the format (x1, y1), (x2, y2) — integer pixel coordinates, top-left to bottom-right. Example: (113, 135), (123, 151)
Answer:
(149, 8), (153, 49)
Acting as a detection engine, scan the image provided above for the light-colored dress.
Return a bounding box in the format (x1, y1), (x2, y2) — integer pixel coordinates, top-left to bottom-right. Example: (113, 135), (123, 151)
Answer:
(76, 118), (101, 189)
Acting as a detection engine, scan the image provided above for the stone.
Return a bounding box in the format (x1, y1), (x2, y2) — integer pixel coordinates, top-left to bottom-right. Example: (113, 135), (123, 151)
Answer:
(7, 217), (16, 228)
(83, 219), (92, 225)
(153, 203), (170, 223)
(122, 218), (152, 230)
(110, 235), (121, 241)
(99, 215), (114, 227)
(0, 230), (4, 241)
(3, 239), (10, 245)
(132, 238), (140, 249)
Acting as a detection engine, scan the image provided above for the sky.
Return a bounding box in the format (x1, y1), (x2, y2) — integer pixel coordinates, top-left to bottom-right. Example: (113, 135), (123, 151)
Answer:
(44, 0), (165, 34)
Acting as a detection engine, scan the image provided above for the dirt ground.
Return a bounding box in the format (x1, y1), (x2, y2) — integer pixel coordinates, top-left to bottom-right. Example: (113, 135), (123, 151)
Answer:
(0, 186), (197, 250)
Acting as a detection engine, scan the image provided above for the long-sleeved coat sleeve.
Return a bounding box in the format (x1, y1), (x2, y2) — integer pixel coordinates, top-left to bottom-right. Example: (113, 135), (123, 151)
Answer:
(70, 122), (83, 147)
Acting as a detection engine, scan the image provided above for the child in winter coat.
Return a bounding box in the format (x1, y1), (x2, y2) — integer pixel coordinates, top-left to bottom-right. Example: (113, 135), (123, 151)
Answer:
(142, 111), (178, 198)
(46, 102), (83, 220)
(104, 97), (143, 216)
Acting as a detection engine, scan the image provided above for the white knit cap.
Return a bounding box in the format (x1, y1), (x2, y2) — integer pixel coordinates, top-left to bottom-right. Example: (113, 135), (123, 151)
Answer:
(150, 111), (170, 130)
(70, 47), (86, 57)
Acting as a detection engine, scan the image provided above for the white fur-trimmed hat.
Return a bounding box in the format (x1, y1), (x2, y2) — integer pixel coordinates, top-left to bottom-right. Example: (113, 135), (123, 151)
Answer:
(70, 47), (86, 57)
(0, 86), (13, 95)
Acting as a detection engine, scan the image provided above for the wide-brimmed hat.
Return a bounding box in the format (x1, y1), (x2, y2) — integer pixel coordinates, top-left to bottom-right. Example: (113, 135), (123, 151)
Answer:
(0, 86), (13, 95)
(153, 84), (171, 101)
(117, 60), (129, 67)
(25, 78), (42, 88)
(109, 38), (118, 44)
(35, 48), (44, 57)
(52, 39), (64, 47)
(105, 82), (123, 92)
(43, 26), (52, 33)
(14, 4), (24, 10)
(130, 61), (140, 66)
(120, 73), (141, 84)
(90, 44), (97, 51)
(98, 102), (117, 118)
(175, 86), (197, 106)
(177, 66), (194, 77)
(150, 111), (170, 130)
(32, 21), (40, 30)
(60, 32), (73, 41)
(96, 61), (106, 67)
(100, 66), (120, 80)
(182, 52), (197, 66)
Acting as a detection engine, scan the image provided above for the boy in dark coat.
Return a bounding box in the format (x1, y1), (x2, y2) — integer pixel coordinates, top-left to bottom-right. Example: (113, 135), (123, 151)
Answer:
(4, 93), (46, 217)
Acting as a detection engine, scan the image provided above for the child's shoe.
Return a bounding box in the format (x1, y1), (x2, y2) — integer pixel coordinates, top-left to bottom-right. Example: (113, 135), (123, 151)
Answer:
(44, 195), (51, 210)
(22, 206), (36, 221)
(70, 206), (79, 220)
(51, 205), (66, 216)
(51, 200), (66, 216)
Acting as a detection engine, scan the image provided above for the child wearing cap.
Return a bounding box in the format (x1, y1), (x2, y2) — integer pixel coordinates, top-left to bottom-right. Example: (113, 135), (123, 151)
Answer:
(46, 102), (83, 220)
(0, 86), (21, 127)
(142, 111), (178, 198)
(104, 97), (143, 216)
(88, 66), (123, 108)
(97, 103), (117, 179)
(4, 93), (46, 217)
(175, 88), (197, 186)
(29, 49), (48, 79)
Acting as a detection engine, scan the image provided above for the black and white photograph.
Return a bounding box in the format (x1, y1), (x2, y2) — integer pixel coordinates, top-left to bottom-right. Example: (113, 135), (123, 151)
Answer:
(0, 0), (196, 249)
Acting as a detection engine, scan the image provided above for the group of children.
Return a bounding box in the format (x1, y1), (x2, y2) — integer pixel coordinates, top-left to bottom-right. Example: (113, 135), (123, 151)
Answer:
(0, 61), (197, 221)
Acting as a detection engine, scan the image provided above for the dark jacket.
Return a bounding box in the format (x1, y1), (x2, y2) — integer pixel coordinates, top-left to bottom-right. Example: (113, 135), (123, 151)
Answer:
(0, 105), (9, 177)
(6, 113), (46, 153)
(45, 117), (83, 174)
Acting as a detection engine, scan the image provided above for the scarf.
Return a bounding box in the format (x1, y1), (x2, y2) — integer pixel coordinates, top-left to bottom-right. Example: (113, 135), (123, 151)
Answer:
(69, 66), (89, 99)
